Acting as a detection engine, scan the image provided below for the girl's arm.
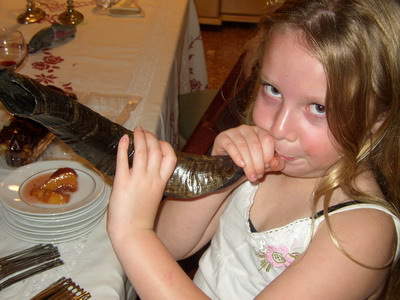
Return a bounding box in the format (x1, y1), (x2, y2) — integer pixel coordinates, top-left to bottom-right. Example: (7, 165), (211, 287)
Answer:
(107, 128), (209, 298)
(155, 186), (234, 259)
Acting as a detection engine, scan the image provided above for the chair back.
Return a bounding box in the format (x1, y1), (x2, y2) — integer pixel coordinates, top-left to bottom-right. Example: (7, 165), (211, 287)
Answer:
(182, 53), (254, 154)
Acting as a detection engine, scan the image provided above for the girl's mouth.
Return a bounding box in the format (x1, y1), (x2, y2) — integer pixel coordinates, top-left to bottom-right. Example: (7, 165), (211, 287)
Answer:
(275, 152), (296, 162)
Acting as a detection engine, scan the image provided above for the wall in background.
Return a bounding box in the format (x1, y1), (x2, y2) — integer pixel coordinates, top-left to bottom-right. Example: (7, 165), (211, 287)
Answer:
(194, 0), (267, 25)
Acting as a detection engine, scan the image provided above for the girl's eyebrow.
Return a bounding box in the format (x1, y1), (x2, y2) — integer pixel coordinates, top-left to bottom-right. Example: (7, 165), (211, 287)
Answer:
(259, 73), (326, 104)
(259, 71), (279, 87)
(259, 72), (269, 80)
(259, 73), (274, 85)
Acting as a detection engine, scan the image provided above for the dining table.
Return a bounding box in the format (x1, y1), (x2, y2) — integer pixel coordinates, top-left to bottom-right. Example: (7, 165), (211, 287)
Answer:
(0, 0), (208, 298)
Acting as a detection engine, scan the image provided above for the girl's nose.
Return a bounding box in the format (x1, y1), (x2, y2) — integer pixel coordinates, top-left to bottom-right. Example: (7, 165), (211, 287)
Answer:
(269, 106), (297, 141)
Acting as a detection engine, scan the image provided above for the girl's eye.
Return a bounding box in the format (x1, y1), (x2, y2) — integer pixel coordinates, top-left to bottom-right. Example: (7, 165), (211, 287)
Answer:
(309, 103), (326, 115)
(263, 83), (282, 98)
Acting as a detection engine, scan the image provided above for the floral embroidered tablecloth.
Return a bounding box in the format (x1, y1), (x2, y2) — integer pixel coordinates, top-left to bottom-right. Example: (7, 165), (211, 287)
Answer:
(0, 0), (207, 299)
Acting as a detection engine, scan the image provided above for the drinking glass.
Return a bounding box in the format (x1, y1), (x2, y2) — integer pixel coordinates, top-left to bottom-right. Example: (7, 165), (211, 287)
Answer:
(0, 29), (28, 71)
(96, 0), (120, 9)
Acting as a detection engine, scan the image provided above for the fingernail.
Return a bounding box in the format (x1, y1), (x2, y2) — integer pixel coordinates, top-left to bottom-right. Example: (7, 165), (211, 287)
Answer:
(270, 159), (278, 168)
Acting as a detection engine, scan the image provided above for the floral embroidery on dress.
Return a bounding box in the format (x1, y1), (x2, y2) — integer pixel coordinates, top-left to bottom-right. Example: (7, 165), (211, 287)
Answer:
(258, 244), (301, 272)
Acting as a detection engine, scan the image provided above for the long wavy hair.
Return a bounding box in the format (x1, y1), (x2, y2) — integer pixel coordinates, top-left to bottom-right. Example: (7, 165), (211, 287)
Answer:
(241, 0), (400, 298)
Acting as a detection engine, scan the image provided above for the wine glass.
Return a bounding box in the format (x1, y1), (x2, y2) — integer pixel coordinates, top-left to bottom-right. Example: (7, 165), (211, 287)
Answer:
(95, 0), (120, 9)
(58, 0), (84, 25)
(17, 0), (46, 24)
(0, 29), (28, 71)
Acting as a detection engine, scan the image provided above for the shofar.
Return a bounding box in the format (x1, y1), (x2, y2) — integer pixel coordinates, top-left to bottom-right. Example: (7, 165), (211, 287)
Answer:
(0, 69), (244, 198)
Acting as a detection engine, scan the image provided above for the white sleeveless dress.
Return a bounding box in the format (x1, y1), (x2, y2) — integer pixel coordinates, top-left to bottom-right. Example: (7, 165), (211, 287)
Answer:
(193, 181), (400, 300)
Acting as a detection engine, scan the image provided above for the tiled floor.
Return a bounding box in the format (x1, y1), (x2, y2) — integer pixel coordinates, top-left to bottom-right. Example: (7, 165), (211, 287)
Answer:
(200, 22), (258, 90)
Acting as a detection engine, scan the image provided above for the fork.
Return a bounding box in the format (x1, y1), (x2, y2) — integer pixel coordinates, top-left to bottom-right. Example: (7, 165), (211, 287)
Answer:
(31, 277), (91, 299)
(0, 244), (60, 280)
(0, 249), (61, 280)
(0, 244), (52, 264)
(0, 258), (64, 291)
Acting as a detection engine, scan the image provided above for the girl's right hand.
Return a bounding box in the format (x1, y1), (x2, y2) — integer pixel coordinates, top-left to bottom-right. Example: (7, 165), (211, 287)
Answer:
(211, 125), (284, 182)
(107, 128), (176, 240)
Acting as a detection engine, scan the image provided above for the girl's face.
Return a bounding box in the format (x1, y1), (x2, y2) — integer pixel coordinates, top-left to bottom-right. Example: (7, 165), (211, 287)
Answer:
(252, 29), (341, 178)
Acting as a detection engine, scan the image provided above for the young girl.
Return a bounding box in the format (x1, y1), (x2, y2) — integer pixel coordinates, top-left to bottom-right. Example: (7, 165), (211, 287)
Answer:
(107, 0), (400, 298)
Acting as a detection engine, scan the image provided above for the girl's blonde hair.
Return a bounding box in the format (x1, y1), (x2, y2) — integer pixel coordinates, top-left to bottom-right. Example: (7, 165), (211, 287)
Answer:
(242, 0), (400, 298)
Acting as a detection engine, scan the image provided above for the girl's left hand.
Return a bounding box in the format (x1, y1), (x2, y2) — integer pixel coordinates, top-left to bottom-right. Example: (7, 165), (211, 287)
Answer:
(107, 127), (177, 239)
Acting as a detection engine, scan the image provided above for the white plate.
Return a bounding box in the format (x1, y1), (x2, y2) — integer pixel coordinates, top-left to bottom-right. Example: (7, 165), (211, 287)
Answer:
(2, 209), (104, 236)
(1, 213), (103, 243)
(0, 160), (105, 216)
(3, 186), (110, 232)
(5, 183), (108, 221)
(5, 207), (107, 234)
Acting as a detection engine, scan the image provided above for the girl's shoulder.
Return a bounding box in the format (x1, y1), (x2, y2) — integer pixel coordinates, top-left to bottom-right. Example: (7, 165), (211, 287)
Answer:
(257, 203), (398, 299)
(315, 170), (399, 251)
(314, 201), (400, 266)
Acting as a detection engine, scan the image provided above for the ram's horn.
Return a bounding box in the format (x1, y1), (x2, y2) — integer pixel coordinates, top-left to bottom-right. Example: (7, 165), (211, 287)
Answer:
(0, 69), (244, 198)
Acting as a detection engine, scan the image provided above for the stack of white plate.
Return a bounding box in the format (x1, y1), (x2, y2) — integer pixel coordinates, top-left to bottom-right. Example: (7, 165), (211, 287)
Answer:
(0, 160), (109, 243)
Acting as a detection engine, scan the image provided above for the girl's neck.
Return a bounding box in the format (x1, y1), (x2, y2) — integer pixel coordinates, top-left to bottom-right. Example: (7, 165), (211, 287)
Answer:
(249, 173), (320, 231)
(262, 172), (321, 192)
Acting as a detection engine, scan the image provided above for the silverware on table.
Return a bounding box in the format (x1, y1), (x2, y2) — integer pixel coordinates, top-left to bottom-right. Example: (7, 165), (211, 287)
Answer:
(0, 244), (49, 263)
(0, 244), (64, 291)
(31, 277), (91, 300)
(0, 244), (61, 280)
(0, 258), (64, 291)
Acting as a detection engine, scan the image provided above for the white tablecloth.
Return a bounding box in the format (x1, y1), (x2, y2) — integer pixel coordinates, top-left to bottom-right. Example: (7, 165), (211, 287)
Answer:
(0, 0), (207, 298)
(0, 0), (208, 148)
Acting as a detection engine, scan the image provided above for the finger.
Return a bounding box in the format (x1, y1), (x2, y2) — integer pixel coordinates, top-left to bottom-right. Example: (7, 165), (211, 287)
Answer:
(269, 156), (285, 172)
(115, 134), (131, 179)
(132, 127), (149, 173)
(213, 132), (246, 168)
(233, 126), (268, 181)
(246, 128), (270, 178)
(142, 129), (163, 172)
(213, 126), (260, 181)
(159, 141), (177, 180)
(256, 129), (276, 171)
